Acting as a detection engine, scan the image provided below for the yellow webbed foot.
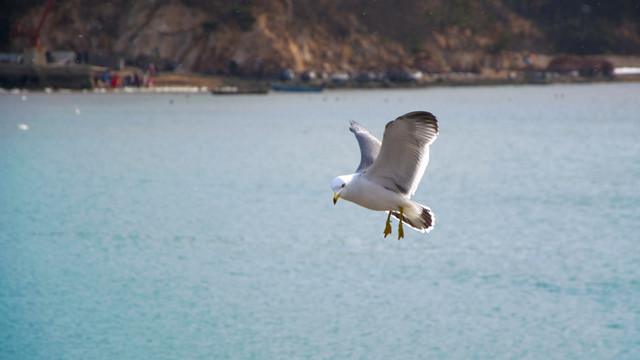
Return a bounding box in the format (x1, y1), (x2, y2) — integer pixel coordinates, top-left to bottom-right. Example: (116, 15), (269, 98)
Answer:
(397, 206), (405, 240)
(383, 211), (392, 238)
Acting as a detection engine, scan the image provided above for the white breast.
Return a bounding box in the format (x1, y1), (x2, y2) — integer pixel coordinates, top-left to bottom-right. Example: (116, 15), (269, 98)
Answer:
(342, 174), (409, 211)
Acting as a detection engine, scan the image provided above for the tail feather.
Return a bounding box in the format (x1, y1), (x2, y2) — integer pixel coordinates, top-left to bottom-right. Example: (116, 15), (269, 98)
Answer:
(390, 203), (434, 233)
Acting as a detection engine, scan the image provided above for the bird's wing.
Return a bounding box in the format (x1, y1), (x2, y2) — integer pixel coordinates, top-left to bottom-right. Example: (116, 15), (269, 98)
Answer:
(363, 111), (438, 197)
(349, 120), (382, 173)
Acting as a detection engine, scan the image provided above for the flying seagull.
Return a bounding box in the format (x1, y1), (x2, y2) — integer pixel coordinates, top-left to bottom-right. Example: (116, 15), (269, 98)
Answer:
(331, 111), (438, 239)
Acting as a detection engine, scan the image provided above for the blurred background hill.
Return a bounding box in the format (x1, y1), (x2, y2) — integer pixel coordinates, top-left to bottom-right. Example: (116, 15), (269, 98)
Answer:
(2, 0), (639, 77)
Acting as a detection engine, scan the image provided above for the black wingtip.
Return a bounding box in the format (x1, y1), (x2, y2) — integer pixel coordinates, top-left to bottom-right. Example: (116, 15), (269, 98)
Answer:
(396, 111), (438, 137)
(349, 120), (361, 133)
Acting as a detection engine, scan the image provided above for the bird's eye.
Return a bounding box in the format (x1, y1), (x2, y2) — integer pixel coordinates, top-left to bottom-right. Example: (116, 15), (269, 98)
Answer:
(341, 184), (345, 188)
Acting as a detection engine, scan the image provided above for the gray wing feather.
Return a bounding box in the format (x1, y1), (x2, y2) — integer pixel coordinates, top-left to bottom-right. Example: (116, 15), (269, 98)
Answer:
(349, 120), (382, 173)
(363, 111), (438, 197)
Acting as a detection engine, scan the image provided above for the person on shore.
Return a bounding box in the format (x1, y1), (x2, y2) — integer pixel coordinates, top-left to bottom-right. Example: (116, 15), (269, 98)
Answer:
(111, 74), (119, 88)
(102, 71), (109, 86)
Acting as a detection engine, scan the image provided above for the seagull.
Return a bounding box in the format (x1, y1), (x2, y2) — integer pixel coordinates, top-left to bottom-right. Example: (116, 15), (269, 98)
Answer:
(331, 111), (438, 239)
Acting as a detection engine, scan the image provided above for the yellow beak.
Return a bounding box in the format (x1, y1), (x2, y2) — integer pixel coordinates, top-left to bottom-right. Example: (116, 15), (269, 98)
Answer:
(333, 193), (340, 205)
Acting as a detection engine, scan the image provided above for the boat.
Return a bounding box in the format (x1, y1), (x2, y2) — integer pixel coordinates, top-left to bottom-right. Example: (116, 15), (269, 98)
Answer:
(270, 83), (323, 92)
(211, 86), (268, 95)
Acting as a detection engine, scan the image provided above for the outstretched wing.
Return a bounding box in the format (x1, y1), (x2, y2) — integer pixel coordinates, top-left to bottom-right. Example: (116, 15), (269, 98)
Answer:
(349, 120), (382, 173)
(363, 111), (438, 197)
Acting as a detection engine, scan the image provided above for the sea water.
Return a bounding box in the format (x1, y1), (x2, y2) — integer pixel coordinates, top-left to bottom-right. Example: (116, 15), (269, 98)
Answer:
(1, 83), (639, 359)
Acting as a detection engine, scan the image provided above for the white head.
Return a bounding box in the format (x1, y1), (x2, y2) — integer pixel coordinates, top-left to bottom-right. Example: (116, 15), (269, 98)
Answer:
(331, 174), (354, 205)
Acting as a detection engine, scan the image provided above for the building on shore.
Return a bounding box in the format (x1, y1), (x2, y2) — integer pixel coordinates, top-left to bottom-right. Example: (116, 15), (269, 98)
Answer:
(0, 46), (106, 90)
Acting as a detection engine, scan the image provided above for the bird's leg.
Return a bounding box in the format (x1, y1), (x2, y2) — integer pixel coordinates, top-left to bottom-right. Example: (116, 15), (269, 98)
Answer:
(397, 206), (404, 240)
(383, 211), (392, 238)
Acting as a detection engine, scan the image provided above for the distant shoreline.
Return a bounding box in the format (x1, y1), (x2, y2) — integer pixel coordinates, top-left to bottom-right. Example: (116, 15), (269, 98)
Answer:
(2, 72), (638, 95)
(2, 54), (640, 93)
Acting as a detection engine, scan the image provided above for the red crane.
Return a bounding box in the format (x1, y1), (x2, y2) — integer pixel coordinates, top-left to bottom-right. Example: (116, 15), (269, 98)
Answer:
(13, 0), (55, 47)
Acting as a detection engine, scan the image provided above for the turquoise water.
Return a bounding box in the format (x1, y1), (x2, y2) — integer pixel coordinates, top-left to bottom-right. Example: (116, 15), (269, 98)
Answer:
(1, 83), (639, 359)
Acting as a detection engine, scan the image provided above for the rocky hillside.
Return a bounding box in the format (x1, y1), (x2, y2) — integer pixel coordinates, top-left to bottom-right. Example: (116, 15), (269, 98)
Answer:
(4, 0), (640, 76)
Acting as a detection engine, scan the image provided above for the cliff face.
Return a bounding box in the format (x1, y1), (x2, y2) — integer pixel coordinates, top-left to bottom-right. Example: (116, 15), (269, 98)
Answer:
(8, 0), (640, 75)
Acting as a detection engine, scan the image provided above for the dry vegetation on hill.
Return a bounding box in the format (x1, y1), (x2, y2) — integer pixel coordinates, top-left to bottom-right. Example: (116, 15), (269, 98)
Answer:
(2, 0), (639, 77)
